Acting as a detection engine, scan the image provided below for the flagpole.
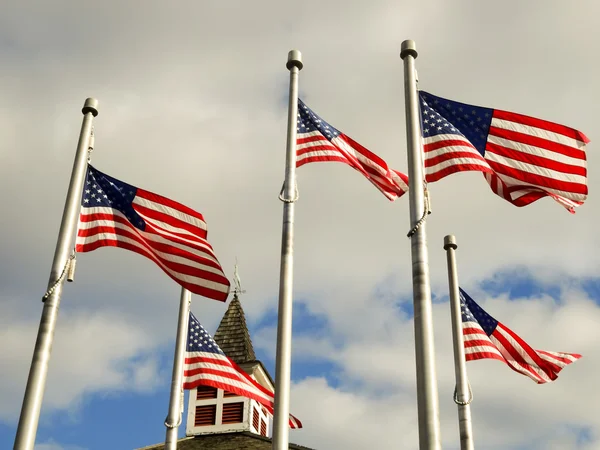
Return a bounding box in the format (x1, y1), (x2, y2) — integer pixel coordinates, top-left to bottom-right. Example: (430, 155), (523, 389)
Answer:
(14, 98), (98, 450)
(164, 287), (192, 450)
(271, 49), (302, 450)
(400, 40), (442, 450)
(443, 235), (474, 450)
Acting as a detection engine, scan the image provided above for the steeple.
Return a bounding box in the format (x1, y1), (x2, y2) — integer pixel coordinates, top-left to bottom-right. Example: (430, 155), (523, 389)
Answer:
(214, 294), (256, 364)
(184, 264), (277, 439)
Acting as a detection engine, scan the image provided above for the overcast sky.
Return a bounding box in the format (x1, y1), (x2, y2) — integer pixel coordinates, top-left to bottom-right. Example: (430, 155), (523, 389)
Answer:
(1, 1), (599, 449)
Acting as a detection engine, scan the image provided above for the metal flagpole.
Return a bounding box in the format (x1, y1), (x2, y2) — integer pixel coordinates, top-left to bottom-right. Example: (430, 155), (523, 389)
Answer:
(271, 49), (302, 450)
(443, 235), (474, 450)
(164, 287), (192, 450)
(14, 98), (98, 450)
(400, 40), (442, 450)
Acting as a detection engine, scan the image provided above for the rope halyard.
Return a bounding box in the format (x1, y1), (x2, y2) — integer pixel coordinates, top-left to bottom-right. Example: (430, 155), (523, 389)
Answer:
(164, 390), (184, 428)
(278, 182), (299, 203)
(453, 382), (473, 406)
(42, 252), (76, 302)
(87, 126), (95, 163)
(406, 186), (431, 238)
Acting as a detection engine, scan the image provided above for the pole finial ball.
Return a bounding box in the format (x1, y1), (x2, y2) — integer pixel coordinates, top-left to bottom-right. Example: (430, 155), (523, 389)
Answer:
(287, 50), (303, 70)
(82, 98), (99, 117)
(400, 40), (418, 60)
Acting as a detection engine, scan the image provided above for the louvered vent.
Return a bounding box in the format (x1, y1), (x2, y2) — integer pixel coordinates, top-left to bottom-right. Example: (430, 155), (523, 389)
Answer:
(260, 418), (267, 436)
(223, 390), (238, 398)
(194, 404), (216, 426)
(253, 407), (260, 430)
(222, 402), (244, 424)
(196, 385), (217, 400)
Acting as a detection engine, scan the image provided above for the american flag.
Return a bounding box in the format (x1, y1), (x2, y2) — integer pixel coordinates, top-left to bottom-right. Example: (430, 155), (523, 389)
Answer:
(420, 91), (589, 213)
(183, 311), (302, 428)
(296, 99), (408, 201)
(460, 288), (581, 384)
(76, 165), (230, 301)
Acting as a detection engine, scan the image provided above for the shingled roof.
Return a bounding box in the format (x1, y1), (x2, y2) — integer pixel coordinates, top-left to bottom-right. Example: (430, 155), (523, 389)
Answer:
(213, 294), (256, 364)
(137, 432), (315, 450)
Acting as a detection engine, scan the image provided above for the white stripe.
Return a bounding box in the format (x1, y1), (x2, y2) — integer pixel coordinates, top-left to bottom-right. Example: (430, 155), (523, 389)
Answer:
(537, 351), (579, 367)
(79, 208), (220, 263)
(77, 230), (229, 293)
(297, 148), (343, 161)
(184, 372), (273, 404)
(489, 170), (587, 202)
(487, 135), (586, 168)
(423, 133), (475, 146)
(426, 157), (492, 176)
(490, 329), (551, 383)
(491, 117), (587, 149)
(78, 220), (220, 269)
(133, 196), (207, 232)
(485, 151), (587, 185)
(424, 143), (487, 163)
(330, 136), (389, 175)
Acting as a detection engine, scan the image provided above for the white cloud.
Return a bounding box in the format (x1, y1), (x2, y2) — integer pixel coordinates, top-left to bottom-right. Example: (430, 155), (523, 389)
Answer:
(0, 1), (599, 449)
(282, 280), (600, 449)
(0, 297), (166, 423)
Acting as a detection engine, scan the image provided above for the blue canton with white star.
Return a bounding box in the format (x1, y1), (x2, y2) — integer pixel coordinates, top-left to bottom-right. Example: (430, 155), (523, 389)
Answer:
(459, 288), (498, 336)
(187, 312), (225, 355)
(297, 98), (341, 142)
(419, 91), (494, 157)
(81, 165), (146, 231)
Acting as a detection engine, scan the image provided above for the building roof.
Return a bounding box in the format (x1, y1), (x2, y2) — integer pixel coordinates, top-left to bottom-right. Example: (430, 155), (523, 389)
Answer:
(214, 294), (256, 364)
(136, 432), (315, 450)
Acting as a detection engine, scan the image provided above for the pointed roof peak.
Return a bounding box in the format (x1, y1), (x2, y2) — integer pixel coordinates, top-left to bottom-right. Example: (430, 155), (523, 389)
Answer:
(214, 293), (256, 364)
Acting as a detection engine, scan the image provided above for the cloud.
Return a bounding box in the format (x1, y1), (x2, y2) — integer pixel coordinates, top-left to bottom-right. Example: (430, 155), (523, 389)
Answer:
(0, 296), (166, 423)
(0, 1), (599, 449)
(278, 275), (600, 449)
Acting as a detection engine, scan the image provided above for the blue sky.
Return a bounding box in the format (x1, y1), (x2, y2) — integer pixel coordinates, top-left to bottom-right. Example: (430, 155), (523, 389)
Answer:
(1, 1), (599, 449)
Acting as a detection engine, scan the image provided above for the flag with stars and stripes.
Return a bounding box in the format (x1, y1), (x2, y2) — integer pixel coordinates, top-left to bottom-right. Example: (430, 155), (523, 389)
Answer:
(76, 165), (230, 301)
(420, 91), (589, 213)
(460, 288), (581, 384)
(183, 311), (302, 429)
(296, 98), (408, 201)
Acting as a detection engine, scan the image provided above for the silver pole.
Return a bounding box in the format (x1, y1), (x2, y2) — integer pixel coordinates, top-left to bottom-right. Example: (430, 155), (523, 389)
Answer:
(271, 49), (302, 450)
(14, 98), (98, 450)
(400, 40), (442, 450)
(443, 235), (474, 450)
(164, 288), (192, 450)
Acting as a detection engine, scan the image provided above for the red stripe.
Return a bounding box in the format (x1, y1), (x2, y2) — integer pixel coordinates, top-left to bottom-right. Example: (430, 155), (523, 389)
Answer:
(492, 326), (555, 382)
(76, 238), (228, 300)
(493, 110), (590, 144)
(79, 213), (221, 264)
(77, 220), (228, 298)
(133, 202), (208, 241)
(296, 142), (339, 158)
(426, 163), (491, 183)
(485, 158), (588, 195)
(78, 212), (217, 259)
(485, 142), (586, 177)
(77, 222), (226, 277)
(136, 189), (207, 226)
(424, 139), (479, 153)
(463, 339), (497, 349)
(465, 351), (505, 362)
(424, 150), (486, 168)
(488, 126), (587, 162)
(296, 131), (408, 201)
(184, 355), (276, 399)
